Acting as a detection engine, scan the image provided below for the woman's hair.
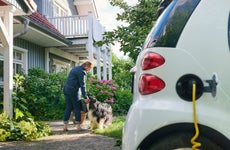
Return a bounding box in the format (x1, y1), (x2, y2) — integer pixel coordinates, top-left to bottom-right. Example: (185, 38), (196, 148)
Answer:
(81, 61), (94, 68)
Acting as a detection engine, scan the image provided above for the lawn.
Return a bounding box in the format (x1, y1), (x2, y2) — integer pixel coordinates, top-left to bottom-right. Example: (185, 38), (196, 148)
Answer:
(93, 116), (126, 146)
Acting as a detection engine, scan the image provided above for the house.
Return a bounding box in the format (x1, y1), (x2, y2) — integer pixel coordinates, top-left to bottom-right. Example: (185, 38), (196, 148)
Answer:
(0, 0), (112, 118)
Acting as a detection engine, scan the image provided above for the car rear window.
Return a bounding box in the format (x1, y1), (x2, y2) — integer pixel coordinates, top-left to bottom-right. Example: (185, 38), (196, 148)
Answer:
(144, 0), (200, 48)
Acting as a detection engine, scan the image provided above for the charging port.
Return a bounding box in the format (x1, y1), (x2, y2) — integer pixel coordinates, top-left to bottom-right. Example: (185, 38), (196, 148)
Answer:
(176, 74), (204, 101)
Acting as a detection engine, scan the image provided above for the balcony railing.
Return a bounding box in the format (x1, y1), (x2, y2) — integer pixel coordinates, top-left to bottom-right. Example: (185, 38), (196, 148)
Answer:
(48, 14), (89, 38)
(48, 13), (104, 44)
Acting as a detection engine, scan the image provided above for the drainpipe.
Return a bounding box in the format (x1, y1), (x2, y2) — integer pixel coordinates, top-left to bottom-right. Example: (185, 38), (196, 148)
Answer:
(13, 18), (30, 38)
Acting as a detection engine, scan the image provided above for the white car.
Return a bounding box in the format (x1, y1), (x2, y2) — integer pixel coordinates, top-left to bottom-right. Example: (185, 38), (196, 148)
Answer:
(122, 0), (230, 149)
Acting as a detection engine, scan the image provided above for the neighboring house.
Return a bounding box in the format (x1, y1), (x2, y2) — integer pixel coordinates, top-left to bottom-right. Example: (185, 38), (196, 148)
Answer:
(0, 0), (112, 118)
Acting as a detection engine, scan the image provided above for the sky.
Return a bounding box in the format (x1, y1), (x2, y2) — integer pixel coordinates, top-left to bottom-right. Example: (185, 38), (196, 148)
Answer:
(95, 1), (121, 31)
(94, 0), (137, 59)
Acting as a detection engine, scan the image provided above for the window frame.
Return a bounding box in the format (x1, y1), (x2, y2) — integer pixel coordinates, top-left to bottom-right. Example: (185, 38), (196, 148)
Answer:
(51, 58), (70, 73)
(0, 46), (28, 84)
(54, 1), (68, 17)
(13, 46), (28, 75)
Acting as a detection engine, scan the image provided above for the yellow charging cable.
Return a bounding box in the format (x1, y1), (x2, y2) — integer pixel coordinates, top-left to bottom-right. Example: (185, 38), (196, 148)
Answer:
(190, 82), (201, 150)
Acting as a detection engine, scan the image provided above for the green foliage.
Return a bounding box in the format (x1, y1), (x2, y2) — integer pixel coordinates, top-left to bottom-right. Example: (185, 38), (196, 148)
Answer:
(0, 112), (51, 141)
(112, 54), (134, 89)
(17, 120), (38, 141)
(0, 87), (3, 113)
(0, 128), (11, 141)
(23, 68), (67, 120)
(87, 77), (132, 116)
(87, 76), (117, 103)
(10, 68), (67, 121)
(93, 116), (125, 147)
(1, 62), (133, 119)
(84, 56), (133, 118)
(87, 65), (133, 116)
(0, 112), (12, 141)
(13, 73), (33, 120)
(101, 0), (160, 61)
(112, 88), (133, 116)
(110, 55), (134, 116)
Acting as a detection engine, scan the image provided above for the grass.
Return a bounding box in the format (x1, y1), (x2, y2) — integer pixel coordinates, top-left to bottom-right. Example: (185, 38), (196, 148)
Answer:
(93, 116), (126, 146)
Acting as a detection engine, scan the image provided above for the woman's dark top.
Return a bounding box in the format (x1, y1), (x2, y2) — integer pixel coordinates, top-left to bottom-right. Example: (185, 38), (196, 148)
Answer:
(64, 66), (87, 99)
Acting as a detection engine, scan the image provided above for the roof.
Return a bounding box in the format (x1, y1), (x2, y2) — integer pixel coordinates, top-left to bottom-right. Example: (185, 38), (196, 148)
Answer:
(27, 12), (63, 37)
(0, 1), (7, 6)
(21, 11), (71, 45)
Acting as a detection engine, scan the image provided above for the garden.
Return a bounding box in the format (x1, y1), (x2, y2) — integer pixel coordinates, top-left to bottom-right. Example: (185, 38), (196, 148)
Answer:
(0, 56), (134, 146)
(0, 0), (166, 146)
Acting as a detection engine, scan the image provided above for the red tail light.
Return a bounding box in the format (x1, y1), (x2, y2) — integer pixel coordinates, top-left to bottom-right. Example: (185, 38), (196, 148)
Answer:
(139, 74), (165, 95)
(141, 52), (165, 70)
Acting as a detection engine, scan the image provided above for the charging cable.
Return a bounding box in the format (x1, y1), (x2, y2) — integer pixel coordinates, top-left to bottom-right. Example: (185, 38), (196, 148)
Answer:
(190, 82), (201, 150)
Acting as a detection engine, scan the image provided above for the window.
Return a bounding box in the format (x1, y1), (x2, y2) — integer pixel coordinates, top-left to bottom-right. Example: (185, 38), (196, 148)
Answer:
(13, 51), (23, 74)
(143, 0), (200, 48)
(51, 59), (70, 74)
(0, 47), (27, 82)
(54, 1), (68, 17)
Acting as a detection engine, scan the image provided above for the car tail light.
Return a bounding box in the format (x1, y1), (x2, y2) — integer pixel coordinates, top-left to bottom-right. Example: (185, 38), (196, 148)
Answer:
(139, 74), (165, 95)
(141, 52), (165, 70)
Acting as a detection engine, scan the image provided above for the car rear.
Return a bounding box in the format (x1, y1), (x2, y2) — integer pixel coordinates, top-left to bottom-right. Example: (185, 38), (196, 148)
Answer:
(122, 0), (230, 149)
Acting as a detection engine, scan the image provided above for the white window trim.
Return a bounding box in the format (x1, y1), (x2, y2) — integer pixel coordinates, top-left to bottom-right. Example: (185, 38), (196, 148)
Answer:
(52, 58), (71, 73)
(0, 54), (3, 85)
(13, 46), (28, 74)
(0, 46), (28, 85)
(54, 0), (68, 17)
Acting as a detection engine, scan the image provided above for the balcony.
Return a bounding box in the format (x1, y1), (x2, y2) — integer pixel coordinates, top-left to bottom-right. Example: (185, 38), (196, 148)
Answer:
(48, 13), (104, 40)
(48, 14), (89, 38)
(47, 13), (105, 59)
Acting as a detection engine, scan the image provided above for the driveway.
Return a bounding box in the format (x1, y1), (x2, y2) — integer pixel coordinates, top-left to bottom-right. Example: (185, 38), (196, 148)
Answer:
(0, 120), (121, 150)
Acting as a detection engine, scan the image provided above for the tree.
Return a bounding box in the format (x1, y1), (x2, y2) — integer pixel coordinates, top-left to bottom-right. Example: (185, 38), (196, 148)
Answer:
(101, 0), (160, 61)
(112, 53), (134, 89)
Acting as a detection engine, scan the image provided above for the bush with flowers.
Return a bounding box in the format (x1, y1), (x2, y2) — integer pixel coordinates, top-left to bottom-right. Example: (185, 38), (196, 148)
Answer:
(87, 76), (117, 104)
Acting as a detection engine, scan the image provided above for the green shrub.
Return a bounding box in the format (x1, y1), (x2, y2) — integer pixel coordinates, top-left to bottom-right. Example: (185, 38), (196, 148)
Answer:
(13, 74), (33, 120)
(0, 87), (3, 114)
(1, 66), (133, 120)
(87, 76), (117, 103)
(22, 68), (67, 120)
(112, 89), (133, 116)
(1, 67), (67, 121)
(0, 113), (11, 141)
(0, 112), (51, 141)
(86, 74), (132, 116)
(17, 120), (38, 141)
(0, 128), (11, 141)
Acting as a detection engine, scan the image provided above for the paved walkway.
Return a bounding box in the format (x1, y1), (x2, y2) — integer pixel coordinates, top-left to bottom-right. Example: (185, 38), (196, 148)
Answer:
(0, 120), (121, 150)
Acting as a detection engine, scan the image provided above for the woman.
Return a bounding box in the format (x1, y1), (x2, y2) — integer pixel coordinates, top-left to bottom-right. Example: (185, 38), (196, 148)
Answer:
(63, 61), (94, 131)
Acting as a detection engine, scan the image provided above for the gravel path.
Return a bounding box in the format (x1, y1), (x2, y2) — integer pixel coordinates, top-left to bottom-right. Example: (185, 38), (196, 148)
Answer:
(0, 120), (121, 150)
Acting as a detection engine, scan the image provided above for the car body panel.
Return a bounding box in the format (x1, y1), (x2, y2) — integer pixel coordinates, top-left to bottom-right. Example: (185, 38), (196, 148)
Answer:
(122, 0), (230, 149)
